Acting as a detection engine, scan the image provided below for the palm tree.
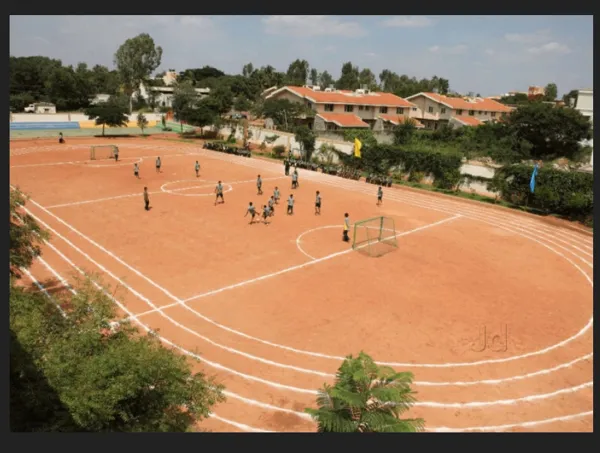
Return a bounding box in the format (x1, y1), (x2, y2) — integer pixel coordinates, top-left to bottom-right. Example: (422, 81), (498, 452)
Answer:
(305, 352), (424, 432)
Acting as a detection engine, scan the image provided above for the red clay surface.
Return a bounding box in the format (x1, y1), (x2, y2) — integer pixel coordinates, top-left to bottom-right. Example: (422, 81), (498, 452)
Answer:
(11, 137), (593, 433)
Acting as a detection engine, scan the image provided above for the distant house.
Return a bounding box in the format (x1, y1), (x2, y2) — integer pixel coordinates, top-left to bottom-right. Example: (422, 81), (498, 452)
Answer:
(265, 85), (417, 131)
(405, 92), (513, 130)
(574, 89), (593, 167)
(137, 84), (210, 109)
(90, 94), (111, 105)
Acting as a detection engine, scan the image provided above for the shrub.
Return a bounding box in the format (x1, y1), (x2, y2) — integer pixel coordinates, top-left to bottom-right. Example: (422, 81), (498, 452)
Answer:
(272, 145), (286, 157)
(408, 171), (425, 183)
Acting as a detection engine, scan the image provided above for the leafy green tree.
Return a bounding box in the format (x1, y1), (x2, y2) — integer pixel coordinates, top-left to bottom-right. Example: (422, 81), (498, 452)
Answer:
(305, 352), (424, 432)
(261, 98), (307, 131)
(318, 70), (334, 89)
(137, 112), (148, 135)
(506, 102), (592, 160)
(544, 83), (558, 101)
(234, 95), (252, 112)
(309, 68), (319, 86)
(392, 120), (417, 145)
(294, 126), (316, 161)
(562, 89), (579, 107)
(182, 101), (217, 130)
(9, 188), (50, 279)
(242, 63), (254, 78)
(336, 62), (360, 90)
(285, 59), (310, 86)
(172, 81), (198, 131)
(83, 99), (129, 136)
(358, 68), (378, 91)
(114, 33), (163, 113)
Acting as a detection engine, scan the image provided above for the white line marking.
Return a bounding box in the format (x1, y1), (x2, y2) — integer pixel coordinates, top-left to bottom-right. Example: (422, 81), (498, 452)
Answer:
(10, 152), (193, 168)
(413, 381), (592, 408)
(21, 267), (67, 318)
(12, 187), (593, 373)
(183, 215), (463, 304)
(37, 256), (77, 295)
(223, 391), (313, 421)
(426, 410), (593, 432)
(208, 413), (274, 432)
(295, 225), (340, 260)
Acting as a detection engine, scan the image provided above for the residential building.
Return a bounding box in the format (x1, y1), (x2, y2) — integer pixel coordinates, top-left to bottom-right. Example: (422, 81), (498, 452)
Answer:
(405, 92), (513, 130)
(162, 70), (178, 86)
(137, 84), (210, 109)
(574, 89), (593, 167)
(264, 85), (421, 131)
(528, 85), (545, 99)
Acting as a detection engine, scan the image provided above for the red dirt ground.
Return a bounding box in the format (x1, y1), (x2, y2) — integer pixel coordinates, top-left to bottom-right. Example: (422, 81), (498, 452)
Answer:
(11, 137), (593, 433)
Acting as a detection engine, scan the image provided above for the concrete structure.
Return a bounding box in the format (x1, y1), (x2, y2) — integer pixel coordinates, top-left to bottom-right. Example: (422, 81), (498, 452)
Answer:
(265, 85), (416, 131)
(405, 92), (513, 130)
(137, 84), (210, 108)
(574, 89), (593, 166)
(23, 102), (56, 114)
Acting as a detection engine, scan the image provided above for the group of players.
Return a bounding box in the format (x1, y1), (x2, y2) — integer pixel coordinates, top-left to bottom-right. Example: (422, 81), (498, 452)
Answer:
(135, 155), (385, 241)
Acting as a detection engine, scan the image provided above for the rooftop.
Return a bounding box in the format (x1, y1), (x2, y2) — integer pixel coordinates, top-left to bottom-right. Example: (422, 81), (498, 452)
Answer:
(267, 86), (415, 108)
(317, 113), (370, 128)
(407, 92), (513, 113)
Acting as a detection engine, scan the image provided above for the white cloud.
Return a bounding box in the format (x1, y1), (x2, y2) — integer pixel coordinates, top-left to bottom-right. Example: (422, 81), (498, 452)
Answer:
(262, 16), (366, 38)
(429, 44), (467, 55)
(504, 29), (551, 44)
(527, 42), (571, 55)
(484, 48), (495, 56)
(365, 52), (378, 57)
(381, 16), (433, 28)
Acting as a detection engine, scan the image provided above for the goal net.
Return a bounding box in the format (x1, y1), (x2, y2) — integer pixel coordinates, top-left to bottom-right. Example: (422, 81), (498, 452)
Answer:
(90, 145), (119, 160)
(352, 216), (398, 257)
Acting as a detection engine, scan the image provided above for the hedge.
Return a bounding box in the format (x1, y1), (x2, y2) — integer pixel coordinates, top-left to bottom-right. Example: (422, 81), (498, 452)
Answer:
(489, 164), (593, 223)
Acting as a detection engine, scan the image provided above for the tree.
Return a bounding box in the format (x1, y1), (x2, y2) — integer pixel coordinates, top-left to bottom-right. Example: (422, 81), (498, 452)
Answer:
(506, 102), (592, 160)
(309, 68), (319, 86)
(10, 277), (225, 432)
(392, 120), (417, 145)
(294, 126), (316, 161)
(318, 71), (334, 90)
(305, 352), (424, 432)
(544, 83), (558, 102)
(358, 69), (378, 91)
(182, 101), (217, 130)
(336, 62), (360, 90)
(172, 81), (198, 131)
(562, 89), (579, 107)
(234, 96), (251, 112)
(83, 99), (129, 136)
(9, 188), (50, 279)
(114, 33), (163, 113)
(137, 112), (148, 135)
(261, 98), (307, 131)
(242, 63), (254, 78)
(285, 59), (310, 86)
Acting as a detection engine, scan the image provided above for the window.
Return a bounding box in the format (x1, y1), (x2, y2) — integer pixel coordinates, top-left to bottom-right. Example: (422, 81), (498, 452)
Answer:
(396, 107), (404, 114)
(441, 108), (446, 114)
(324, 104), (334, 112)
(478, 111), (482, 115)
(491, 112), (496, 118)
(468, 110), (475, 116)
(428, 106), (434, 113)
(379, 106), (388, 114)
(307, 102), (312, 109)
(483, 111), (488, 115)
(456, 109), (463, 115)
(358, 105), (364, 111)
(345, 105), (354, 112)
(364, 106), (371, 111)
(412, 107), (417, 112)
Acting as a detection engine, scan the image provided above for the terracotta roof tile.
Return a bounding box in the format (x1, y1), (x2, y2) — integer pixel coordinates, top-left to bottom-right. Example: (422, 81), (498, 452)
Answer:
(269, 86), (415, 108)
(407, 92), (513, 113)
(317, 113), (370, 128)
(453, 115), (484, 126)
(379, 114), (425, 128)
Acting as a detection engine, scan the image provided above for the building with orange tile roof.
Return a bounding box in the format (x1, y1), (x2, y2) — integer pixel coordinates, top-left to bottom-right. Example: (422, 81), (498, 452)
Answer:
(405, 92), (513, 130)
(265, 85), (417, 131)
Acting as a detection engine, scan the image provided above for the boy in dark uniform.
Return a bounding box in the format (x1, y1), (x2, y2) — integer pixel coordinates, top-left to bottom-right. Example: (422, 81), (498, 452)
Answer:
(257, 175), (263, 195)
(143, 187), (150, 211)
(214, 181), (225, 205)
(377, 186), (383, 206)
(315, 191), (322, 215)
(155, 156), (161, 173)
(343, 213), (350, 242)
(245, 202), (257, 224)
(287, 194), (294, 215)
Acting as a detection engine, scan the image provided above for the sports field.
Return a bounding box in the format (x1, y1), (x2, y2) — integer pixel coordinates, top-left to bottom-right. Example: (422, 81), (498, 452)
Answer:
(10, 137), (593, 432)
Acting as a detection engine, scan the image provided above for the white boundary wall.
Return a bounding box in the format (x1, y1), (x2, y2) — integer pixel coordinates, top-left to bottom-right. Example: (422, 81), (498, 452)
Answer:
(11, 113), (164, 123)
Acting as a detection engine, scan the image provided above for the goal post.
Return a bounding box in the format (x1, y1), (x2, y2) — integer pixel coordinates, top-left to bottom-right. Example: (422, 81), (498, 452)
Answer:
(90, 145), (119, 160)
(352, 216), (398, 257)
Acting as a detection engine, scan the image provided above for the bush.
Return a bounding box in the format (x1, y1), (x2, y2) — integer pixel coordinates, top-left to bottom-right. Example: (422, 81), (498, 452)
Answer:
(490, 164), (593, 222)
(272, 145), (286, 158)
(408, 171), (425, 183)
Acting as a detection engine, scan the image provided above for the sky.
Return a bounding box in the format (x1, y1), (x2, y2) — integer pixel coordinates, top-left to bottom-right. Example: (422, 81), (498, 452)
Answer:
(10, 15), (593, 97)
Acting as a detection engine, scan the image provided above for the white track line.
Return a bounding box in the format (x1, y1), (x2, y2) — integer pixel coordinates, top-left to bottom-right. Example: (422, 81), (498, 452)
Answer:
(208, 413), (274, 432)
(24, 188), (594, 371)
(21, 267), (67, 318)
(10, 152), (193, 168)
(427, 410), (593, 432)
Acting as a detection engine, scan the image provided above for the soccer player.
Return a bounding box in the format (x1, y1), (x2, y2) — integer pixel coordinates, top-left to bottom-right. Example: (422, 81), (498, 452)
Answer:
(343, 213), (350, 242)
(134, 163), (140, 179)
(315, 191), (322, 215)
(143, 187), (150, 211)
(114, 147), (119, 161)
(257, 174), (263, 195)
(377, 186), (383, 206)
(245, 202), (257, 224)
(195, 161), (200, 177)
(273, 186), (280, 204)
(291, 170), (298, 189)
(155, 156), (161, 173)
(58, 132), (64, 144)
(268, 196), (275, 216)
(262, 205), (271, 224)
(214, 181), (225, 205)
(284, 159), (290, 176)
(287, 194), (294, 215)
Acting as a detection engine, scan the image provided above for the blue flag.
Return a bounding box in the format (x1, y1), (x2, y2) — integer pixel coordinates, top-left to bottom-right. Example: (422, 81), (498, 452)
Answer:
(530, 164), (538, 193)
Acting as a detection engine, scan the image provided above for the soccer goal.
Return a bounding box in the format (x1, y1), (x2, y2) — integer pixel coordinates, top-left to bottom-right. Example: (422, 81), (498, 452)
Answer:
(352, 216), (398, 257)
(90, 145), (119, 160)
